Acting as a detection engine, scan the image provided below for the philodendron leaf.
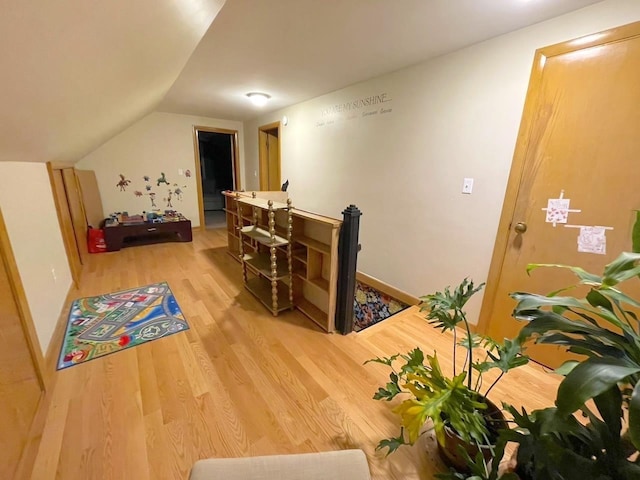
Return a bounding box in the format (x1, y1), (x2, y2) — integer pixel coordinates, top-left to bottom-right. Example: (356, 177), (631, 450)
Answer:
(557, 357), (640, 415)
(628, 379), (640, 450)
(376, 429), (408, 456)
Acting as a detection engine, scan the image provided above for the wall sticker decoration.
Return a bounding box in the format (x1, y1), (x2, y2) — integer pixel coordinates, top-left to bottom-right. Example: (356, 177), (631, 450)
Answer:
(116, 174), (131, 191)
(164, 190), (173, 208)
(542, 190), (581, 227)
(157, 172), (169, 186)
(316, 91), (393, 128)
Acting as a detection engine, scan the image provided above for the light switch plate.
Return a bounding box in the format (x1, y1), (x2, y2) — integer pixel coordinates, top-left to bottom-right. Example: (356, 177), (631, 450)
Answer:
(178, 168), (183, 176)
(462, 177), (474, 194)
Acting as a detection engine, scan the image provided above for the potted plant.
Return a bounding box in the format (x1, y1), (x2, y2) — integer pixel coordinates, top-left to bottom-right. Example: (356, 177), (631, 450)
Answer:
(498, 252), (640, 479)
(366, 279), (529, 474)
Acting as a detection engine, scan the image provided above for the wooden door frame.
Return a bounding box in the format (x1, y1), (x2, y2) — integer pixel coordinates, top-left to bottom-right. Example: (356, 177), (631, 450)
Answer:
(258, 121), (281, 190)
(192, 126), (241, 231)
(47, 162), (82, 288)
(0, 208), (48, 390)
(477, 22), (640, 334)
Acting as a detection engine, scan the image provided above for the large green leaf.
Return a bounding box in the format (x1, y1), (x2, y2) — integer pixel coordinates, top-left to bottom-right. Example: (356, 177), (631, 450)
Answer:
(557, 357), (640, 414)
(526, 263), (602, 284)
(516, 310), (627, 348)
(628, 379), (640, 450)
(512, 292), (590, 311)
(554, 360), (580, 376)
(514, 291), (629, 331)
(633, 211), (640, 254)
(602, 252), (640, 286)
(599, 287), (640, 309)
(539, 333), (624, 359)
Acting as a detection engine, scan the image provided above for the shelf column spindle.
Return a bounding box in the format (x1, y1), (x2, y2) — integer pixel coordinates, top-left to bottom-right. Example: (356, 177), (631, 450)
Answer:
(268, 200), (278, 315)
(236, 192), (247, 283)
(286, 198), (294, 309)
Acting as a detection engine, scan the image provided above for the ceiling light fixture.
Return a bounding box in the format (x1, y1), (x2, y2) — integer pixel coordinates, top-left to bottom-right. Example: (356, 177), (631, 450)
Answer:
(246, 92), (271, 107)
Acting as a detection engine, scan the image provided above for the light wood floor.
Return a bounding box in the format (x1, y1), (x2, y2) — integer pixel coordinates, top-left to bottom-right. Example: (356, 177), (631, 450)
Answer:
(25, 229), (560, 479)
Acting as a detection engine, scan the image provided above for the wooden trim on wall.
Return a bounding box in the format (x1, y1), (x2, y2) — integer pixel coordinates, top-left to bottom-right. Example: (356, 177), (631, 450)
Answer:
(48, 161), (75, 169)
(476, 50), (545, 334)
(192, 126), (241, 231)
(356, 271), (420, 307)
(476, 22), (640, 334)
(0, 209), (48, 391)
(46, 162), (81, 288)
(62, 168), (89, 264)
(258, 121), (281, 191)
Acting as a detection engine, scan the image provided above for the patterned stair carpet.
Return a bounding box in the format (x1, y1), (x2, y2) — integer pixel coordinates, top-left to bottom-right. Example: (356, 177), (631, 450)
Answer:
(57, 282), (189, 370)
(353, 280), (409, 332)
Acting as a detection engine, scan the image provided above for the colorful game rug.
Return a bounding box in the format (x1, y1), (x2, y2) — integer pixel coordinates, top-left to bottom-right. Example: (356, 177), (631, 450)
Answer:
(353, 280), (409, 332)
(57, 282), (188, 370)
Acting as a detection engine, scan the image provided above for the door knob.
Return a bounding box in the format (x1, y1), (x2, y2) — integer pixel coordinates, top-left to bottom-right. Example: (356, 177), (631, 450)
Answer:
(514, 222), (527, 234)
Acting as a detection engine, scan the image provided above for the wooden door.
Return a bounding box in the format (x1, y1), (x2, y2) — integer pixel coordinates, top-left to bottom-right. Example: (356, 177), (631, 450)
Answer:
(479, 22), (640, 368)
(48, 165), (82, 286)
(259, 122), (281, 190)
(62, 168), (89, 264)
(75, 169), (104, 229)
(0, 210), (44, 478)
(192, 126), (241, 230)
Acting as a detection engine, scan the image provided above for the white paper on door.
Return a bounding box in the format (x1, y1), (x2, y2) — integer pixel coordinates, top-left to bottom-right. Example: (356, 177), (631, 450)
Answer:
(564, 224), (612, 255)
(542, 190), (581, 227)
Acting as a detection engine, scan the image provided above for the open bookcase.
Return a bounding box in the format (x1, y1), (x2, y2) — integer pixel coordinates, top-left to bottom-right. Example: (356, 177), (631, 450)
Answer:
(223, 191), (342, 332)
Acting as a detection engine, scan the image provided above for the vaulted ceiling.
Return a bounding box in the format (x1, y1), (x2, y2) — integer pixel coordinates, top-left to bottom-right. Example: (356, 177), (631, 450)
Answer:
(0, 0), (602, 164)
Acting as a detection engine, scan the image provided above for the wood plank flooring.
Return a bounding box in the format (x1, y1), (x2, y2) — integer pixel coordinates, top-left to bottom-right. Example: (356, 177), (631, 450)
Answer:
(25, 229), (560, 479)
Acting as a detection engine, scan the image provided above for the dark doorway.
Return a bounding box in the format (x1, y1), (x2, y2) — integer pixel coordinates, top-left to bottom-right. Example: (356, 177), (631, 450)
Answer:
(197, 131), (235, 229)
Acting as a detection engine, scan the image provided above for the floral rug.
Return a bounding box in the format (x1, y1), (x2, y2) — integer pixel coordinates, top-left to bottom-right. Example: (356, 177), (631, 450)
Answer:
(353, 280), (409, 332)
(57, 282), (188, 370)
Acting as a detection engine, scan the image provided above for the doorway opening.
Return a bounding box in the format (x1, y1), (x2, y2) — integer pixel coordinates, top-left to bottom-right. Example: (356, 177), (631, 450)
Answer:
(193, 127), (240, 229)
(258, 121), (281, 190)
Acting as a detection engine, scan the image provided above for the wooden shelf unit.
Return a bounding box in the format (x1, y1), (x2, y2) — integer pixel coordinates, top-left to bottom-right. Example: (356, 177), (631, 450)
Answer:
(235, 191), (294, 317)
(223, 191), (342, 331)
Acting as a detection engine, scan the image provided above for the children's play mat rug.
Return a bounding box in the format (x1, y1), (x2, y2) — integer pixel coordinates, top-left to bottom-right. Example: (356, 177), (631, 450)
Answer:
(57, 282), (189, 370)
(353, 280), (409, 332)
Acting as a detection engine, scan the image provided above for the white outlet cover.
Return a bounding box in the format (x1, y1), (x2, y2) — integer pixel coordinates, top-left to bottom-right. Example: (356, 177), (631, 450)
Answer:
(462, 178), (474, 194)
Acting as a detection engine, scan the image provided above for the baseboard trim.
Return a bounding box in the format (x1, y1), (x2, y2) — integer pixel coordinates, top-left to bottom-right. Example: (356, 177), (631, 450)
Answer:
(13, 389), (51, 480)
(44, 281), (77, 378)
(355, 272), (420, 306)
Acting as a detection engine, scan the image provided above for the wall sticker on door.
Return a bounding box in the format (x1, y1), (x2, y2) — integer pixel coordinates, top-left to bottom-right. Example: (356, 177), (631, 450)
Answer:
(564, 224), (613, 255)
(542, 190), (581, 226)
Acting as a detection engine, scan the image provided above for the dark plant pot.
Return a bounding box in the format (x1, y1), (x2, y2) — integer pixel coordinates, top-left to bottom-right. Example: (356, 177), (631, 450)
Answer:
(436, 398), (507, 473)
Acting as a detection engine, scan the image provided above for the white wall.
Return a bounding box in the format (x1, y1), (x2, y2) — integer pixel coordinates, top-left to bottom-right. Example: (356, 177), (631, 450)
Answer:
(77, 112), (244, 227)
(243, 0), (640, 323)
(0, 162), (73, 353)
